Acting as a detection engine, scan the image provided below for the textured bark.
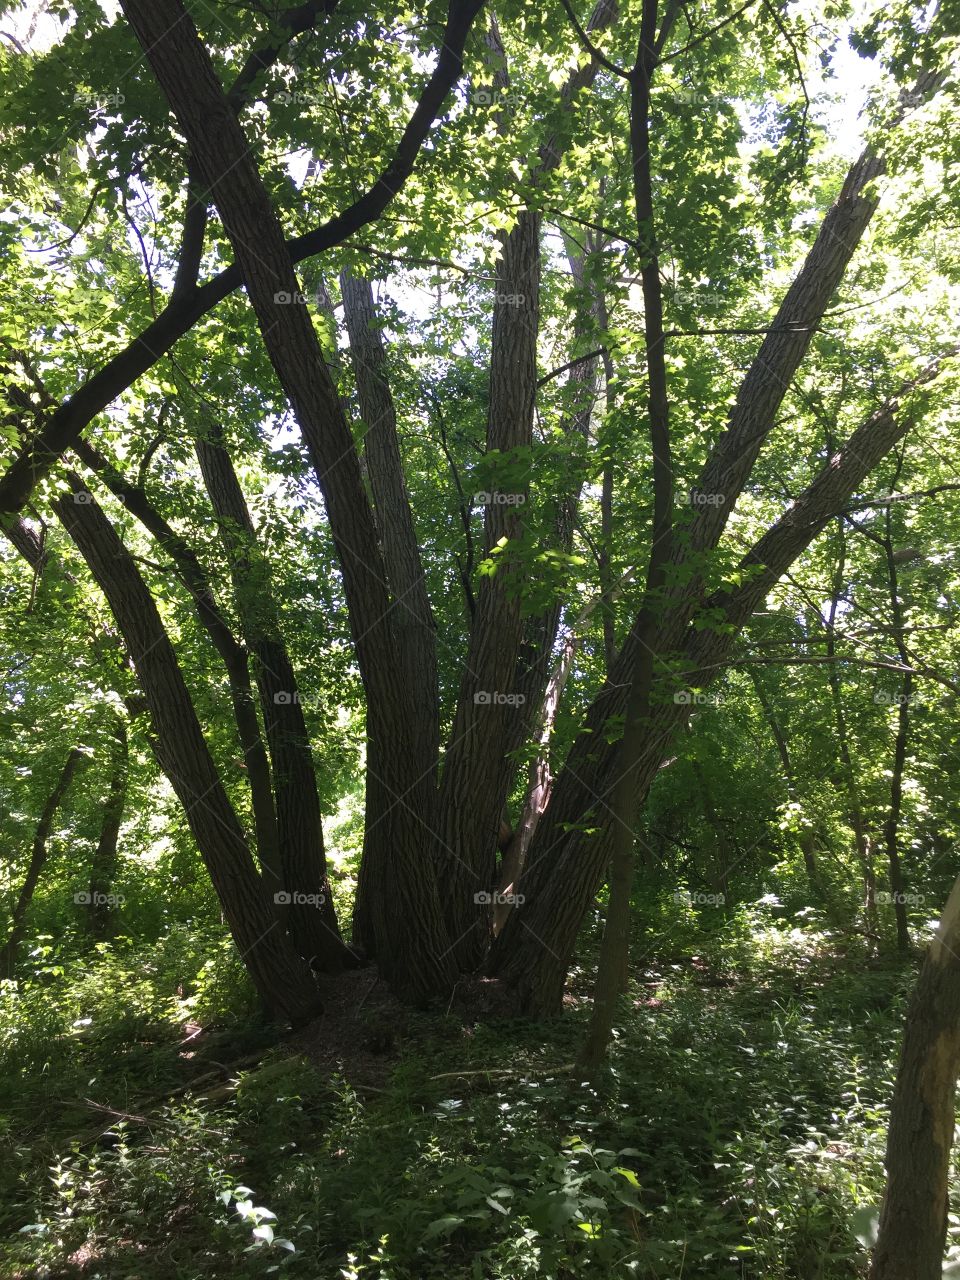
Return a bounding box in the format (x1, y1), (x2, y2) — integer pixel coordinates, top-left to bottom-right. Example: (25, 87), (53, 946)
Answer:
(1, 746), (85, 977)
(88, 716), (128, 940)
(53, 478), (321, 1024)
(194, 424), (347, 969)
(436, 207), (541, 968)
(73, 437), (283, 889)
(119, 0), (457, 1000)
(869, 875), (960, 1279)
(339, 272), (441, 953)
(491, 353), (954, 1015)
(435, 0), (618, 970)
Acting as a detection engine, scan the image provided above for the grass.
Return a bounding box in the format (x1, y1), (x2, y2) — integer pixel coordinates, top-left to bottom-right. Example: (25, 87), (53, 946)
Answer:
(0, 909), (946, 1280)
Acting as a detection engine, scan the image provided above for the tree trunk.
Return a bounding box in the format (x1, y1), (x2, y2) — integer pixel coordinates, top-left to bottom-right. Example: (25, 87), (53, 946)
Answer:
(747, 665), (823, 898)
(339, 271), (441, 954)
(119, 0), (457, 1000)
(87, 716), (128, 940)
(826, 526), (878, 941)
(869, 874), (960, 1279)
(2, 746), (86, 977)
(491, 353), (953, 1015)
(53, 478), (322, 1025)
(881, 490), (913, 952)
(193, 422), (347, 970)
(73, 436), (284, 889)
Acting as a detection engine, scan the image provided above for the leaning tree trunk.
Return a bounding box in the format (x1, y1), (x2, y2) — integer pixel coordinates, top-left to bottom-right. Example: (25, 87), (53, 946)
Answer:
(869, 873), (960, 1279)
(193, 420), (347, 970)
(53, 478), (322, 1025)
(490, 352), (954, 1015)
(1, 746), (86, 977)
(119, 0), (458, 1001)
(73, 435), (285, 891)
(87, 716), (128, 940)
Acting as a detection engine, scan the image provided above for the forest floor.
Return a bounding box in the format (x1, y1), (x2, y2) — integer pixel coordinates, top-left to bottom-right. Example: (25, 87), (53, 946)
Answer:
(0, 915), (944, 1280)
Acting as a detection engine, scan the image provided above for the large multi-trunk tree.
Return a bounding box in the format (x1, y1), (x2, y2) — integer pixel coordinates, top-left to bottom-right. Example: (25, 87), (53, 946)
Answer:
(0, 0), (955, 1024)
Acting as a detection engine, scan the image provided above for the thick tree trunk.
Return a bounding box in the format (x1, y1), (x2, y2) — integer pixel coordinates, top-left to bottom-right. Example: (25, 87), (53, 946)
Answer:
(436, 207), (542, 969)
(88, 716), (128, 940)
(869, 874), (960, 1279)
(193, 423), (347, 969)
(53, 479), (322, 1025)
(1, 746), (85, 977)
(491, 353), (954, 1015)
(339, 271), (441, 954)
(119, 0), (458, 1000)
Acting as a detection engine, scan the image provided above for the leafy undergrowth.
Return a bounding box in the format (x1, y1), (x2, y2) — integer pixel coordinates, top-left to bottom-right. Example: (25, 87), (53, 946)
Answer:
(0, 915), (948, 1279)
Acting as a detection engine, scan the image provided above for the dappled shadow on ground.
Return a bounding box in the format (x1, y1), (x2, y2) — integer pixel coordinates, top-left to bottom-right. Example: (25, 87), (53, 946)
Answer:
(0, 928), (920, 1279)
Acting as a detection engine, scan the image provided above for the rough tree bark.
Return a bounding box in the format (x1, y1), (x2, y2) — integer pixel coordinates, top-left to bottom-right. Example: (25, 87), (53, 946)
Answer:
(118, 0), (464, 1000)
(53, 476), (322, 1024)
(869, 872), (960, 1280)
(72, 436), (284, 890)
(193, 420), (347, 969)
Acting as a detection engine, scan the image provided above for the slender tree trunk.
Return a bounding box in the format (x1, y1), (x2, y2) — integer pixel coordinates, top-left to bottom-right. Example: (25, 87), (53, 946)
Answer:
(881, 491), (913, 952)
(869, 873), (960, 1279)
(579, 0), (673, 1070)
(2, 746), (85, 976)
(88, 716), (128, 940)
(826, 528), (878, 941)
(53, 478), (322, 1025)
(193, 422), (347, 969)
(747, 665), (823, 897)
(73, 436), (284, 889)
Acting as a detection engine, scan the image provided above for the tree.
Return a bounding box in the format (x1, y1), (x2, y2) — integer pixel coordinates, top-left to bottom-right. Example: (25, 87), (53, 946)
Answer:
(0, 0), (956, 1027)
